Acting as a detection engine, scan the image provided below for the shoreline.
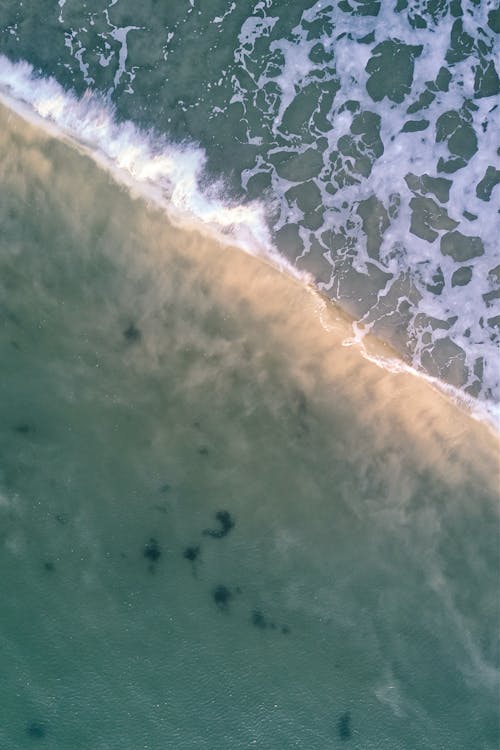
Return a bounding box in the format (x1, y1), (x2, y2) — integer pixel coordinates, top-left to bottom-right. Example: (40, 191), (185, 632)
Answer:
(0, 72), (498, 437)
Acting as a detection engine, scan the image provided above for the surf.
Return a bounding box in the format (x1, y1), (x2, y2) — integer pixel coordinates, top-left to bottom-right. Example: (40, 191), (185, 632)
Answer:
(0, 52), (498, 432)
(0, 77), (498, 750)
(0, 53), (304, 280)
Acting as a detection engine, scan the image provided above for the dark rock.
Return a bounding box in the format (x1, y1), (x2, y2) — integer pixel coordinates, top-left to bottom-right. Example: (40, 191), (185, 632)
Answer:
(338, 712), (351, 741)
(203, 510), (235, 539)
(143, 538), (161, 563)
(213, 584), (232, 611)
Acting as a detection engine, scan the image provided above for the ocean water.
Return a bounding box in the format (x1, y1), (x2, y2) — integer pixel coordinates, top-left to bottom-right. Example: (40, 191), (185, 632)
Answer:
(0, 0), (499, 408)
(0, 96), (499, 750)
(0, 4), (499, 749)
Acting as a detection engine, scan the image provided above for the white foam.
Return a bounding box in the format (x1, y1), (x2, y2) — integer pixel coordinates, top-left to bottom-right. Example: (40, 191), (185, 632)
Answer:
(230, 0), (500, 408)
(58, 0), (66, 23)
(64, 30), (95, 86)
(358, 340), (500, 435)
(102, 9), (141, 92)
(236, 14), (278, 60)
(0, 44), (497, 430)
(0, 53), (307, 283)
(213, 2), (236, 25)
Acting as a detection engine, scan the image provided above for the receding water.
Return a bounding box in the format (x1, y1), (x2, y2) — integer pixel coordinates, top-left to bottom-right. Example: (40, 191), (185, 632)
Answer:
(0, 104), (498, 748)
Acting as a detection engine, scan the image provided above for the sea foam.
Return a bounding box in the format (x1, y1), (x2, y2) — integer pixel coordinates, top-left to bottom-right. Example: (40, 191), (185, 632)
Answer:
(0, 54), (305, 282)
(0, 52), (498, 432)
(232, 0), (500, 407)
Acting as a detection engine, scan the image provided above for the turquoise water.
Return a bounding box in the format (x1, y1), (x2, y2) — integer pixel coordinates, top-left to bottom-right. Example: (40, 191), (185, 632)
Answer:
(0, 4), (499, 748)
(0, 102), (498, 749)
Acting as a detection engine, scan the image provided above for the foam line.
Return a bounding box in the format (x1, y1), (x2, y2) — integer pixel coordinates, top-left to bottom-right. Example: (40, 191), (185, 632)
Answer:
(313, 294), (500, 434)
(0, 53), (497, 433)
(0, 54), (308, 283)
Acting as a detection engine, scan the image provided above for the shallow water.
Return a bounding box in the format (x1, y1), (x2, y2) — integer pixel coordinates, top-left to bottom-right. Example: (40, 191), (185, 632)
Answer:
(1, 0), (499, 406)
(0, 104), (498, 748)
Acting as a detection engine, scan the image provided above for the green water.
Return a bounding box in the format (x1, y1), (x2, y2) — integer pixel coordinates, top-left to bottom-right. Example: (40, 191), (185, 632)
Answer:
(0, 105), (498, 748)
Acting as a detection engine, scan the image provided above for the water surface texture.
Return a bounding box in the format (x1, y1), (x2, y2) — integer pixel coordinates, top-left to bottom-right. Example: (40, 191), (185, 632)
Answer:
(0, 103), (499, 749)
(1, 4), (500, 749)
(0, 0), (499, 407)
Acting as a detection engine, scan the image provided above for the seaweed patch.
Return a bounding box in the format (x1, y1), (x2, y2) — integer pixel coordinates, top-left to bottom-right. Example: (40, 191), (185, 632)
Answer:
(26, 721), (46, 739)
(251, 610), (267, 629)
(293, 389), (310, 438)
(213, 584), (232, 611)
(250, 610), (289, 634)
(14, 423), (34, 435)
(337, 712), (351, 741)
(183, 545), (200, 562)
(123, 322), (141, 343)
(143, 537), (161, 564)
(203, 510), (234, 539)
